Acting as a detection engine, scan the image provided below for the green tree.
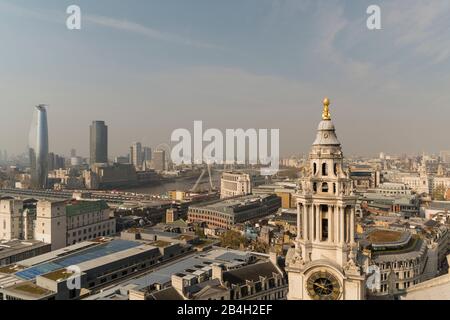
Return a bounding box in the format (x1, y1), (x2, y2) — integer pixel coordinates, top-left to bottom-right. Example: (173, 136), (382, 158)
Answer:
(433, 185), (446, 201)
(219, 230), (248, 250)
(252, 240), (269, 253)
(194, 226), (205, 238)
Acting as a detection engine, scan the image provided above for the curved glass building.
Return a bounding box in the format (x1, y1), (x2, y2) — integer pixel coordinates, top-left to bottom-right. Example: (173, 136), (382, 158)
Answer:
(29, 105), (49, 189)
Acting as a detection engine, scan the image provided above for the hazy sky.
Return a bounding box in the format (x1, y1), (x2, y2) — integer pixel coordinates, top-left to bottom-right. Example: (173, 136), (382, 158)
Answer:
(1, 0), (450, 158)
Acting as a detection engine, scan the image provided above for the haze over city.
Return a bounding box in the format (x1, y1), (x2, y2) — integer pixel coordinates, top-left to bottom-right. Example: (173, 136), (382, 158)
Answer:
(1, 0), (450, 158)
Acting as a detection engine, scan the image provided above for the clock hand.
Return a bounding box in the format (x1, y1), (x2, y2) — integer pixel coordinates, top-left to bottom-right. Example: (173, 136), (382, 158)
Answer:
(314, 283), (328, 291)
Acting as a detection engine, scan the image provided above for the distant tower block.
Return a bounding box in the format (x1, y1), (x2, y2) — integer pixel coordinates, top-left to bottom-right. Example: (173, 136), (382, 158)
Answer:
(166, 209), (179, 223)
(29, 105), (49, 189)
(90, 121), (108, 165)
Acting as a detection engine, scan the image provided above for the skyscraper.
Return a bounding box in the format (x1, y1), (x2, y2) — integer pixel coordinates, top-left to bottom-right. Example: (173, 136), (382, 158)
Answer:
(153, 150), (166, 172)
(29, 105), (49, 189)
(130, 142), (143, 170)
(143, 147), (152, 162)
(90, 121), (108, 165)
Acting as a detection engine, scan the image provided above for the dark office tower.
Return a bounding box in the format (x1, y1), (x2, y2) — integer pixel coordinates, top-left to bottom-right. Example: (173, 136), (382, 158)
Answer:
(48, 152), (56, 171)
(90, 121), (108, 165)
(55, 154), (66, 170)
(29, 105), (49, 189)
(153, 150), (166, 172)
(143, 147), (152, 162)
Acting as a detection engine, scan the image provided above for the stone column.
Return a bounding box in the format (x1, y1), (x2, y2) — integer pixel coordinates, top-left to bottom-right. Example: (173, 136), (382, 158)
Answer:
(350, 207), (355, 244)
(319, 206), (323, 241)
(297, 203), (301, 241)
(346, 209), (352, 242)
(327, 205), (332, 243)
(334, 205), (339, 243)
(315, 204), (320, 242)
(340, 206), (344, 244)
(303, 204), (311, 241)
(309, 204), (314, 242)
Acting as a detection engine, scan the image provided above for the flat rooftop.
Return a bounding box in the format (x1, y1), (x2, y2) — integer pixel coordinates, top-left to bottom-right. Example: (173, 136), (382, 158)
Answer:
(0, 240), (50, 260)
(151, 240), (172, 248)
(66, 200), (109, 217)
(191, 194), (274, 214)
(74, 244), (158, 272)
(429, 201), (450, 211)
(371, 237), (427, 263)
(84, 248), (255, 300)
(17, 241), (100, 267)
(41, 268), (75, 282)
(0, 264), (24, 274)
(14, 240), (142, 281)
(367, 229), (404, 244)
(3, 281), (55, 299)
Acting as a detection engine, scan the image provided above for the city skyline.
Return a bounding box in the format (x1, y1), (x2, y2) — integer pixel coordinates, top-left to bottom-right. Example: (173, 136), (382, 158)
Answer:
(1, 0), (450, 305)
(1, 0), (450, 157)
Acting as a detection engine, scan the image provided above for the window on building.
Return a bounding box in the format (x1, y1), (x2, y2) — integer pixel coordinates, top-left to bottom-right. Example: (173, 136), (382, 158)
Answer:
(322, 163), (328, 176)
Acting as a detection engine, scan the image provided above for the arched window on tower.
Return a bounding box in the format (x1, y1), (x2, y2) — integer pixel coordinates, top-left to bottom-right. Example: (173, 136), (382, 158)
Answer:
(334, 163), (338, 176)
(333, 183), (337, 194)
(313, 182), (317, 192)
(322, 163), (328, 176)
(313, 163), (317, 175)
(322, 182), (329, 193)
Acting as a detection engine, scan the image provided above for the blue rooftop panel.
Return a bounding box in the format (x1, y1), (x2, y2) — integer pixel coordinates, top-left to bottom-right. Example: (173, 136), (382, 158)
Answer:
(15, 240), (141, 280)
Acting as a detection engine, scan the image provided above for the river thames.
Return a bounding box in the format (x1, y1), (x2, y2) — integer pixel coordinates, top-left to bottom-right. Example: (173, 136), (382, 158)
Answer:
(120, 172), (221, 195)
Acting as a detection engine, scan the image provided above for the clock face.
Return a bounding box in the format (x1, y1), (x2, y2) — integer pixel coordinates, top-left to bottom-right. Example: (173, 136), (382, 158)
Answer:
(306, 271), (341, 300)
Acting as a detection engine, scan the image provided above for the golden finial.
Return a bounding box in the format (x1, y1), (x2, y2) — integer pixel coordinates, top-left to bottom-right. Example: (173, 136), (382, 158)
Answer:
(322, 97), (331, 120)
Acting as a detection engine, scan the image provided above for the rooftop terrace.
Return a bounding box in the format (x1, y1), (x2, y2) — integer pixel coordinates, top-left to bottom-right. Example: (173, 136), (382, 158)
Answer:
(41, 268), (76, 282)
(367, 230), (403, 244)
(6, 282), (54, 298)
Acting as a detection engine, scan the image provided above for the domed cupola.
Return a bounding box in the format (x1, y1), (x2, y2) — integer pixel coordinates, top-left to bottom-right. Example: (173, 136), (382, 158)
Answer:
(312, 98), (341, 146)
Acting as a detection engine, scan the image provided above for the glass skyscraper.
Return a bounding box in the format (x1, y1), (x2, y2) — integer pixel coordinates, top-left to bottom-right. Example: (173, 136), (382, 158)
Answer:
(90, 121), (108, 165)
(29, 105), (49, 189)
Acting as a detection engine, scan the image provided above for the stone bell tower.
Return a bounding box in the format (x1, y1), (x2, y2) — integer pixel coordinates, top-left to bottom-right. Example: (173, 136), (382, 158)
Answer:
(286, 98), (365, 300)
